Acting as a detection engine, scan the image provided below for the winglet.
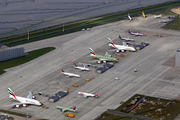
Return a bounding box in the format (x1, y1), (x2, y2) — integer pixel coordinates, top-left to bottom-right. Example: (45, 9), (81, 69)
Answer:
(73, 107), (76, 110)
(61, 69), (64, 73)
(8, 88), (17, 100)
(89, 48), (96, 55)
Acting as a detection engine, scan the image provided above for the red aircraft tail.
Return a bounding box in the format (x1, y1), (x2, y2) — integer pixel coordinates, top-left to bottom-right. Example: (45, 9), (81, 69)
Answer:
(94, 92), (99, 97)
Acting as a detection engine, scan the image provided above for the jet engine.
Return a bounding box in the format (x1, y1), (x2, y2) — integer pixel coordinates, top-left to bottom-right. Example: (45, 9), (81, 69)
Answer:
(23, 104), (27, 107)
(116, 50), (120, 53)
(32, 96), (36, 99)
(16, 105), (20, 108)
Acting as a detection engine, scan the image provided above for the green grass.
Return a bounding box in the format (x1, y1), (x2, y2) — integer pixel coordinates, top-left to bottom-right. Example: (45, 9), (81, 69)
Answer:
(97, 112), (141, 120)
(151, 7), (179, 15)
(36, 119), (49, 120)
(0, 115), (14, 120)
(113, 94), (145, 112)
(0, 109), (32, 118)
(2, 1), (180, 46)
(162, 17), (180, 30)
(110, 94), (180, 120)
(131, 99), (180, 120)
(0, 47), (55, 75)
(8, 117), (14, 120)
(148, 5), (180, 30)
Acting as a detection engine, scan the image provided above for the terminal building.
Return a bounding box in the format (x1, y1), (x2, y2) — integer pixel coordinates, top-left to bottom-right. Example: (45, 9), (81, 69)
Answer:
(0, 47), (25, 62)
(175, 47), (180, 67)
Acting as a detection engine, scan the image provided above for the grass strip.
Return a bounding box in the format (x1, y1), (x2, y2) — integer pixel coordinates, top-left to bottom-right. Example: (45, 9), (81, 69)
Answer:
(0, 47), (55, 75)
(36, 119), (49, 120)
(162, 17), (180, 30)
(97, 111), (142, 120)
(0, 109), (32, 118)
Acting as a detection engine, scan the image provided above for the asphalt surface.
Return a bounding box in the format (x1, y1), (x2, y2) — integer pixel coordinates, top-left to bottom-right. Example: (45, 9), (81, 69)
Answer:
(0, 0), (171, 38)
(1, 15), (180, 120)
(107, 111), (155, 120)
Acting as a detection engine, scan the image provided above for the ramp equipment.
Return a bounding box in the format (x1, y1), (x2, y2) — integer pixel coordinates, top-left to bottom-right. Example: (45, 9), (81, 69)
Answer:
(120, 54), (124, 57)
(86, 77), (95, 81)
(64, 113), (75, 118)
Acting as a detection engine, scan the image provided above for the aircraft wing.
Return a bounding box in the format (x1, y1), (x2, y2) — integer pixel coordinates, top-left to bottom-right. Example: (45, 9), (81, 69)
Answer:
(89, 60), (102, 63)
(56, 106), (66, 112)
(67, 106), (73, 109)
(4, 102), (25, 107)
(90, 91), (95, 94)
(62, 109), (66, 112)
(108, 49), (117, 52)
(27, 92), (33, 99)
(99, 58), (108, 61)
(83, 94), (88, 98)
(108, 49), (124, 51)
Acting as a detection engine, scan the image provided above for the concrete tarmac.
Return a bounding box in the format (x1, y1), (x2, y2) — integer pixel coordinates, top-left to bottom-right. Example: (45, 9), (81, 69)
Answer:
(1, 15), (180, 120)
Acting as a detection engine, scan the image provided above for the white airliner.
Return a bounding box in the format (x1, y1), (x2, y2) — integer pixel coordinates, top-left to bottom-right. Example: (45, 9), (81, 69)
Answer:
(153, 14), (162, 18)
(5, 88), (42, 108)
(159, 19), (170, 23)
(78, 91), (99, 98)
(108, 38), (136, 52)
(61, 69), (80, 77)
(74, 64), (90, 71)
(119, 35), (135, 42)
(128, 13), (133, 21)
(128, 30), (144, 36)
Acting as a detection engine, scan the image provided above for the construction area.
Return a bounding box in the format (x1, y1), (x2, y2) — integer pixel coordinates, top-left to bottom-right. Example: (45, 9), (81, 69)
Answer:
(97, 94), (180, 120)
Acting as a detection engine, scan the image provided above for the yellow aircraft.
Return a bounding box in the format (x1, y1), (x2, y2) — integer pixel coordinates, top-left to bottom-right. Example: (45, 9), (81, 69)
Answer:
(142, 11), (146, 18)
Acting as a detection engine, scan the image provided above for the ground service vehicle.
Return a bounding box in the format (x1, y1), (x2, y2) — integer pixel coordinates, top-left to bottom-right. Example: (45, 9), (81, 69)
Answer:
(64, 113), (75, 118)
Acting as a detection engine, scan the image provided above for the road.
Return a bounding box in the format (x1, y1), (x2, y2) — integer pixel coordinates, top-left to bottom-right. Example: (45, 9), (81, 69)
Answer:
(0, 14), (180, 120)
(107, 111), (155, 120)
